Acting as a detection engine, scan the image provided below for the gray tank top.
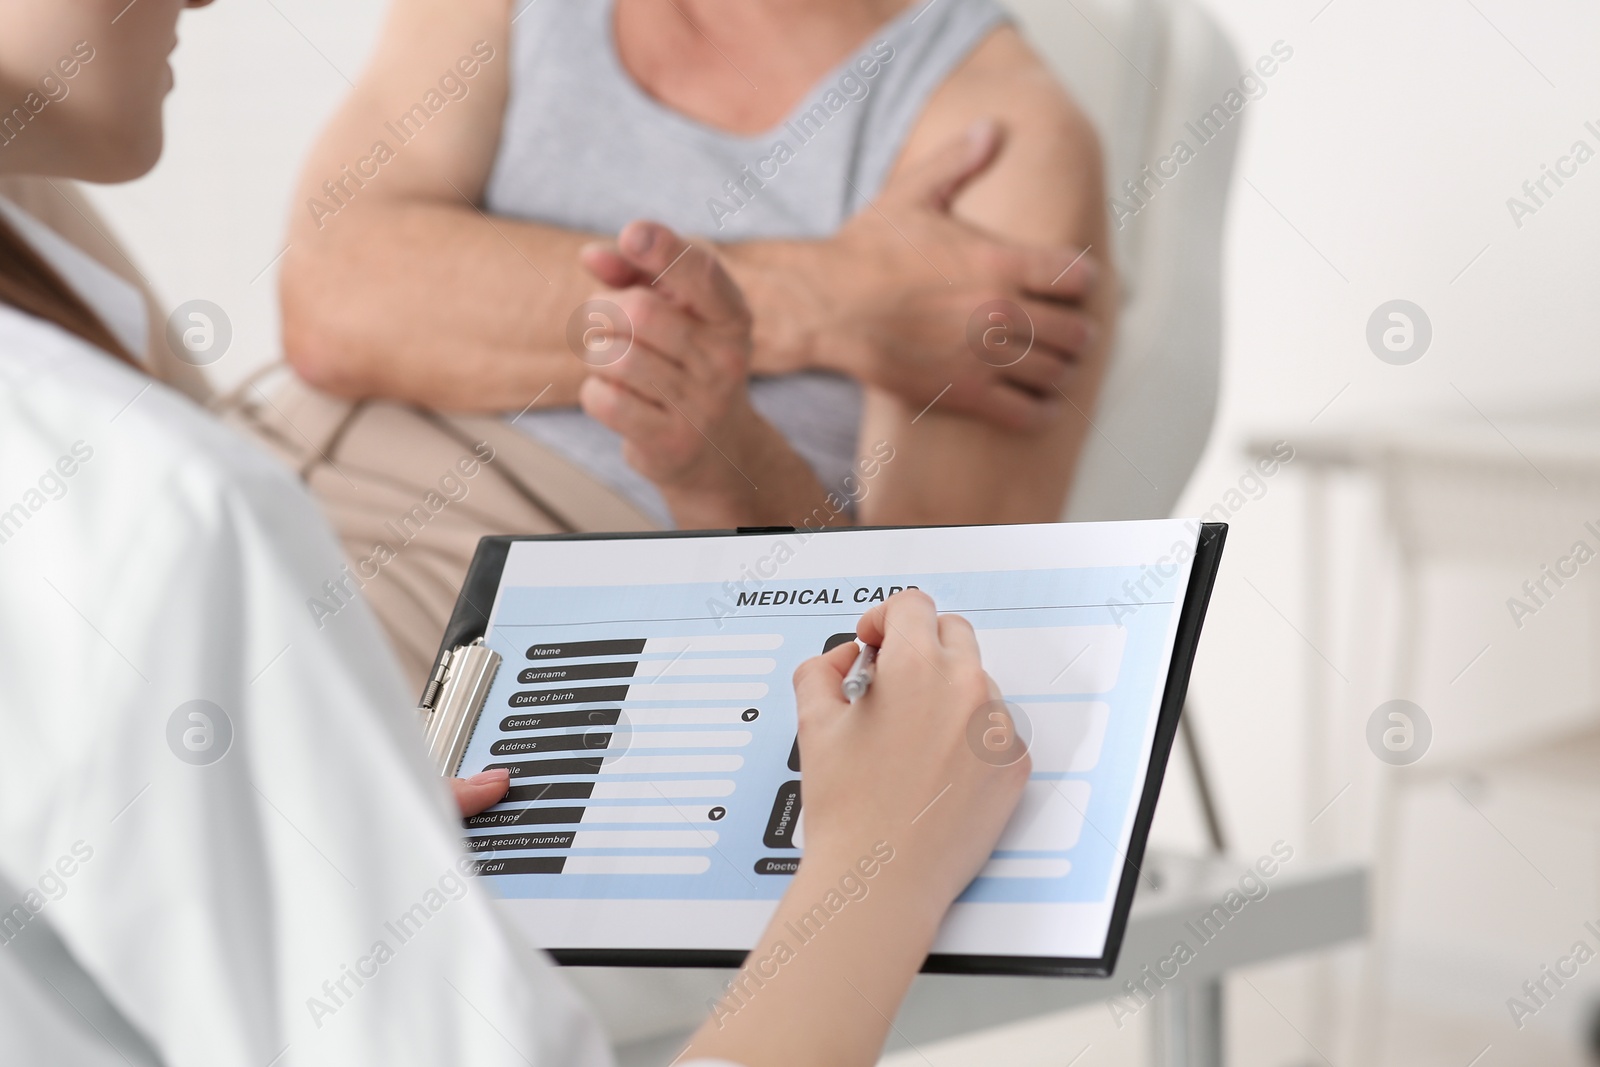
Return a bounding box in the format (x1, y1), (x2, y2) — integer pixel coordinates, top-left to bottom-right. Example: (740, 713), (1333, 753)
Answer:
(487, 0), (1009, 526)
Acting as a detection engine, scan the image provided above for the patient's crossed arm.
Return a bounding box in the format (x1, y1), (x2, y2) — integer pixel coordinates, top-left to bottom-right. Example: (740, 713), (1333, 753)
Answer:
(280, 0), (1112, 527)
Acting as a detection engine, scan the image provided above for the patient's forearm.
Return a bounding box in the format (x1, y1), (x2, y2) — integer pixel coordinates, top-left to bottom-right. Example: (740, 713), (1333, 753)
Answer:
(283, 200), (599, 411)
(656, 413), (849, 532)
(280, 200), (822, 413)
(859, 262), (1115, 526)
(856, 259), (1115, 524)
(859, 390), (1092, 525)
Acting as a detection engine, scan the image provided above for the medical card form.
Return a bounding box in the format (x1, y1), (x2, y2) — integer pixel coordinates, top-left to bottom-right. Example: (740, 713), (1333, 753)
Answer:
(443, 520), (1223, 975)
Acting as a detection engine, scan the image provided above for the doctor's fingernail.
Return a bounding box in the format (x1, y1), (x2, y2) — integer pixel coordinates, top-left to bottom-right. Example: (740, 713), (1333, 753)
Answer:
(468, 768), (510, 786)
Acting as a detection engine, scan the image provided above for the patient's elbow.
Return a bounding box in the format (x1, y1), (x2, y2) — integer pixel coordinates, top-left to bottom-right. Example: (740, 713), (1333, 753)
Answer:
(279, 249), (370, 399)
(282, 335), (365, 400)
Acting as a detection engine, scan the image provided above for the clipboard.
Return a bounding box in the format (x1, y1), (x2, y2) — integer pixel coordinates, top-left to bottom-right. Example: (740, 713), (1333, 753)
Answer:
(421, 520), (1226, 977)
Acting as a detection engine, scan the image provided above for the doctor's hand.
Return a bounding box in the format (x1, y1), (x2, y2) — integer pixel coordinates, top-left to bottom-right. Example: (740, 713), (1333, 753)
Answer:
(795, 590), (1030, 912)
(682, 590), (1029, 1067)
(450, 768), (510, 818)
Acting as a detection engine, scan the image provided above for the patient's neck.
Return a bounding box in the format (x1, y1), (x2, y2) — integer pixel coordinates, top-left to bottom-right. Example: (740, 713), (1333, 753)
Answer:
(616, 0), (914, 135)
(678, 0), (906, 18)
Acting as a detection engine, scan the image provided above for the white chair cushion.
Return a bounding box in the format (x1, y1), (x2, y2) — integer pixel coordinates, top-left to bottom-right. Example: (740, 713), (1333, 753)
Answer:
(1002, 0), (1243, 522)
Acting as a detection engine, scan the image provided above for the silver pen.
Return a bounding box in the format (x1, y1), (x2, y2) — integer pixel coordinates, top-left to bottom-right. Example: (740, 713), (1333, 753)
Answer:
(841, 643), (879, 702)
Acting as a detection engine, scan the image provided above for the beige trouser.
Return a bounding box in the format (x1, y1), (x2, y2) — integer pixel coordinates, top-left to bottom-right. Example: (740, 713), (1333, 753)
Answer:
(223, 368), (658, 695)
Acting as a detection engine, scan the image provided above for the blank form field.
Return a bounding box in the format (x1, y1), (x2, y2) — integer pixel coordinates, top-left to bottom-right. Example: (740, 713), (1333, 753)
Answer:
(583, 805), (722, 824)
(995, 780), (1092, 852)
(631, 658), (777, 678)
(625, 682), (769, 701)
(1018, 702), (1110, 773)
(620, 730), (753, 750)
(563, 856), (712, 875)
(601, 755), (744, 775)
(978, 857), (1073, 879)
(644, 635), (783, 653)
(570, 831), (719, 849)
(624, 708), (758, 726)
(976, 626), (1128, 695)
(591, 780), (735, 799)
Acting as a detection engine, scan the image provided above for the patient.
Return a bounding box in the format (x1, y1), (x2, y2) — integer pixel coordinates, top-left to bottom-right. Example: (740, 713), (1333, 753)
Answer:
(274, 0), (1115, 677)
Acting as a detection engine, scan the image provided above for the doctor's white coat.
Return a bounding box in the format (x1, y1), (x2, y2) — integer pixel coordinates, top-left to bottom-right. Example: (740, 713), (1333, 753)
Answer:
(0, 202), (730, 1067)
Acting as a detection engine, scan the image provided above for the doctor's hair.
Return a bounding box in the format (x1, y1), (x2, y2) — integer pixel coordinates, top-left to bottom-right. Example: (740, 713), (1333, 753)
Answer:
(0, 213), (138, 368)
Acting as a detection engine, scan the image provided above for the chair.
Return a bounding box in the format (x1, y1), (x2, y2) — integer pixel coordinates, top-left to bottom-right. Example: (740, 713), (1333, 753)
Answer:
(1035, 0), (1233, 527)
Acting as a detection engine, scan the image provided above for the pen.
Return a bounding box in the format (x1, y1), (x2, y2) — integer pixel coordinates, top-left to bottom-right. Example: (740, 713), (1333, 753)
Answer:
(841, 643), (879, 702)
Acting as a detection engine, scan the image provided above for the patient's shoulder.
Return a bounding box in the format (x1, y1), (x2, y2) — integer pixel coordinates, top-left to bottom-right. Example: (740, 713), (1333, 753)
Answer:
(897, 24), (1105, 235)
(930, 25), (1098, 145)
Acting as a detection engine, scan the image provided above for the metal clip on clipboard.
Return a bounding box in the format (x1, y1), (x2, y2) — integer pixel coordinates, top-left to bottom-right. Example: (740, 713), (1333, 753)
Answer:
(418, 637), (502, 777)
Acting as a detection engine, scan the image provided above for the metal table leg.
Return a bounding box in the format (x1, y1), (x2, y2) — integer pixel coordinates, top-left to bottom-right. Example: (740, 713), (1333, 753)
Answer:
(1151, 979), (1224, 1067)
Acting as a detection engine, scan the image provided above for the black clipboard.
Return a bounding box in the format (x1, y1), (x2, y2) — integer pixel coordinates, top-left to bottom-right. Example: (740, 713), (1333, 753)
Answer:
(426, 522), (1227, 978)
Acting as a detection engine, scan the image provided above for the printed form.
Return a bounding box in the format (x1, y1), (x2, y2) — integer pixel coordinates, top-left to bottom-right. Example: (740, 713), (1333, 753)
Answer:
(460, 521), (1201, 961)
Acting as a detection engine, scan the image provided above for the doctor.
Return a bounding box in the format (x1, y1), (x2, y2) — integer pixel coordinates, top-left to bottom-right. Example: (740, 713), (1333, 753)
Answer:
(0, 2), (1028, 1066)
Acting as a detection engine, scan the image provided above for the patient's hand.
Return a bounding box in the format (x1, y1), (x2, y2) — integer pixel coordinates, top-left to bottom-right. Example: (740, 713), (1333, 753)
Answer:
(577, 221), (832, 529)
(779, 121), (1101, 432)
